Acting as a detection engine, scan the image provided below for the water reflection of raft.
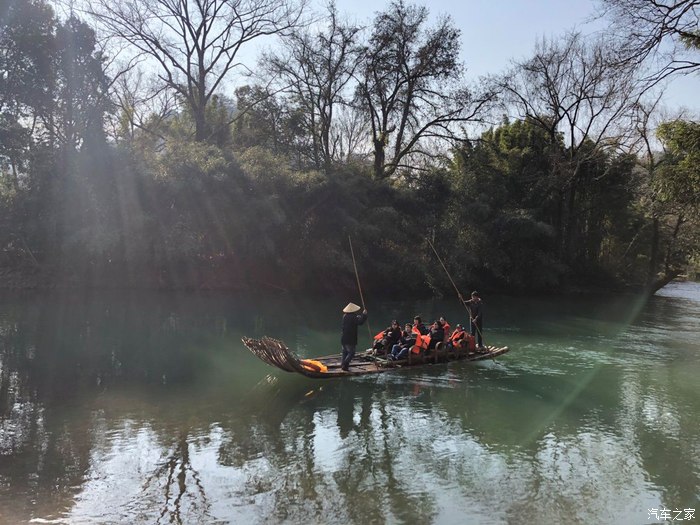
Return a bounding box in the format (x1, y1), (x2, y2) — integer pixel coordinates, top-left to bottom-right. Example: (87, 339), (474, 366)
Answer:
(241, 336), (509, 378)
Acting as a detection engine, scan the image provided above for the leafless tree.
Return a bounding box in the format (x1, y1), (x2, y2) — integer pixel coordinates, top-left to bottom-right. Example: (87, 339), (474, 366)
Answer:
(500, 32), (644, 260)
(262, 2), (362, 171)
(83, 0), (307, 142)
(330, 103), (369, 165)
(597, 0), (700, 83)
(355, 0), (494, 180)
(109, 67), (177, 144)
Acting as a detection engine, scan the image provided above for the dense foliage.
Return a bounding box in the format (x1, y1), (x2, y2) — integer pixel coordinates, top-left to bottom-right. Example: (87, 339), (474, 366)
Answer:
(1, 0), (698, 295)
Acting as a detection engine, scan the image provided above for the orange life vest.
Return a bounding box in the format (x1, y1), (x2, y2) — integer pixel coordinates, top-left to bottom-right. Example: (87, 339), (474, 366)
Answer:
(411, 326), (429, 354)
(450, 330), (466, 344)
(442, 322), (451, 340)
(300, 359), (328, 373)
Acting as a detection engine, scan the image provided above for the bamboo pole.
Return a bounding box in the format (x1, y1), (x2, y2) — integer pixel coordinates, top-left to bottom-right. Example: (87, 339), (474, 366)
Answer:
(426, 238), (484, 345)
(348, 235), (372, 338)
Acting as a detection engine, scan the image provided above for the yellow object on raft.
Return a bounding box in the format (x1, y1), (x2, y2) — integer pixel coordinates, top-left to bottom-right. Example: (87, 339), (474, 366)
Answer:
(300, 359), (328, 373)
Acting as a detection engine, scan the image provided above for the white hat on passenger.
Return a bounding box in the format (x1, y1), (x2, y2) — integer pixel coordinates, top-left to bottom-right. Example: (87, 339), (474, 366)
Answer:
(343, 302), (361, 313)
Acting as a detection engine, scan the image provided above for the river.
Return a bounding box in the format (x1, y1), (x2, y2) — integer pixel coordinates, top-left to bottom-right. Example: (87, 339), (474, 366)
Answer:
(0, 283), (699, 524)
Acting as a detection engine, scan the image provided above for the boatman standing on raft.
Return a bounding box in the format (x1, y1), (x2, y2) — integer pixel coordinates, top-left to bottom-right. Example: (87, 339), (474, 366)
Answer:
(341, 303), (368, 371)
(459, 291), (484, 350)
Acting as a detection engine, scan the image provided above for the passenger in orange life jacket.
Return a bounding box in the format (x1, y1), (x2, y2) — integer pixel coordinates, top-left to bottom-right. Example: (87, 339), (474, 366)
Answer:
(389, 323), (416, 361)
(372, 320), (401, 354)
(446, 324), (466, 350)
(439, 317), (451, 338)
(412, 315), (428, 336)
(409, 316), (430, 355)
(426, 320), (445, 351)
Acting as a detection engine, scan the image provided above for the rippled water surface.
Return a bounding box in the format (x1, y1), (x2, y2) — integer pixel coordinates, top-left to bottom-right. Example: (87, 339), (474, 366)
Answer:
(1, 284), (699, 524)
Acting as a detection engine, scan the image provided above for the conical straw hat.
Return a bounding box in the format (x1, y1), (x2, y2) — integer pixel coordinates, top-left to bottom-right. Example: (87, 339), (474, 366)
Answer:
(343, 302), (361, 313)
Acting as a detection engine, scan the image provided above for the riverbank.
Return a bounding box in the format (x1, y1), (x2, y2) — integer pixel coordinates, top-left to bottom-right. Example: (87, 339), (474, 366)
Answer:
(3, 263), (694, 298)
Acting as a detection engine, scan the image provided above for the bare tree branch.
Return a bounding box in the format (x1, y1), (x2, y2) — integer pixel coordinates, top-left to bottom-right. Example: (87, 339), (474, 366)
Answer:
(80, 0), (307, 141)
(597, 0), (700, 83)
(355, 0), (495, 179)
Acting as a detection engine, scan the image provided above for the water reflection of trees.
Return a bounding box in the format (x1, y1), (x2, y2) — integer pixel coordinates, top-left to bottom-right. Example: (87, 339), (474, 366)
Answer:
(139, 428), (212, 525)
(1, 291), (699, 523)
(213, 378), (440, 524)
(0, 291), (250, 523)
(213, 358), (700, 523)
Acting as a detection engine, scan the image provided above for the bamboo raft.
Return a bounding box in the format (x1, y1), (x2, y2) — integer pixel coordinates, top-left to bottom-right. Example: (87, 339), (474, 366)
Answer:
(241, 336), (509, 378)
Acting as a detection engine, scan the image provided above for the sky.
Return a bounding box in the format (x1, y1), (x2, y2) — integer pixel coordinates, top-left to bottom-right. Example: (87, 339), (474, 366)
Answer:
(329, 0), (699, 115)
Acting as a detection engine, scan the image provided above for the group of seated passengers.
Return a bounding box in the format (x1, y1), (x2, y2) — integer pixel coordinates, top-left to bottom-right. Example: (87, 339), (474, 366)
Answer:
(371, 316), (470, 361)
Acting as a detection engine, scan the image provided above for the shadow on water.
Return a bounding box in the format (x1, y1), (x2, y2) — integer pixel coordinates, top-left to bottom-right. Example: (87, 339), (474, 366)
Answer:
(0, 286), (699, 523)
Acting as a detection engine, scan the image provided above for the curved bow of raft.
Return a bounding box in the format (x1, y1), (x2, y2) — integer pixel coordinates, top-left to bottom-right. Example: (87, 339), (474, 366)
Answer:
(241, 336), (509, 378)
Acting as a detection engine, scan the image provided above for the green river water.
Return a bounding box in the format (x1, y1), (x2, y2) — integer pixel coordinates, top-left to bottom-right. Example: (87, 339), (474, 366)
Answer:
(0, 283), (699, 524)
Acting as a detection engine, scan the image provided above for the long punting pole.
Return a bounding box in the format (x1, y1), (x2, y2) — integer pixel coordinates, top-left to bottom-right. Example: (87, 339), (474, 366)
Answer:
(426, 237), (484, 344)
(348, 235), (372, 338)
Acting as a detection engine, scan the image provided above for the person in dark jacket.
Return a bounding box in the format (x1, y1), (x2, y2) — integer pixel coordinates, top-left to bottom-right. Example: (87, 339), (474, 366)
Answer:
(459, 291), (484, 349)
(446, 324), (467, 351)
(373, 320), (402, 354)
(340, 302), (368, 371)
(412, 315), (428, 336)
(426, 320), (445, 351)
(389, 323), (416, 360)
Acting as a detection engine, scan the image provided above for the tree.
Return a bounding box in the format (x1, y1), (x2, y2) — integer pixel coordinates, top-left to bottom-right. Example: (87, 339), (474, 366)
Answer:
(501, 32), (643, 262)
(84, 0), (306, 142)
(356, 0), (492, 180)
(0, 0), (56, 117)
(0, 6), (110, 153)
(653, 119), (700, 283)
(625, 94), (668, 287)
(112, 67), (178, 145)
(598, 0), (700, 82)
(231, 84), (300, 156)
(656, 120), (700, 208)
(447, 117), (640, 290)
(620, 112), (700, 292)
(0, 0), (56, 188)
(447, 119), (568, 289)
(44, 16), (111, 150)
(263, 2), (362, 171)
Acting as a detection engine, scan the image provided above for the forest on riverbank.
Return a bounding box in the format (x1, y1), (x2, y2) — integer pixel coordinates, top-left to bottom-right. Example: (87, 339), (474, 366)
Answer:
(1, 0), (699, 295)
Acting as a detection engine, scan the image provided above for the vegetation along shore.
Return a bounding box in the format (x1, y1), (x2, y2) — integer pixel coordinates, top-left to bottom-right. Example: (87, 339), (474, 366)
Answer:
(1, 0), (698, 296)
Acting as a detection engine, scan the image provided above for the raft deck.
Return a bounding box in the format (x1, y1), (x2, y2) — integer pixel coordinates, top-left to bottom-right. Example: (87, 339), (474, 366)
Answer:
(242, 336), (509, 378)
